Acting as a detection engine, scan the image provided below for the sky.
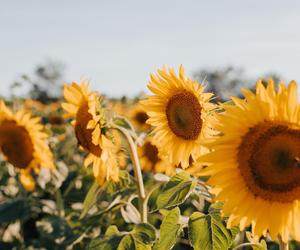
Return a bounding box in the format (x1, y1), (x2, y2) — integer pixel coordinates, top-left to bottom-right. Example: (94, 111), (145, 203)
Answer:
(1, 0), (300, 98)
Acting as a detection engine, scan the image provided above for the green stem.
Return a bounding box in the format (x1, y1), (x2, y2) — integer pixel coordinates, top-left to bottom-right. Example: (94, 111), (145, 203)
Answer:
(114, 126), (147, 223)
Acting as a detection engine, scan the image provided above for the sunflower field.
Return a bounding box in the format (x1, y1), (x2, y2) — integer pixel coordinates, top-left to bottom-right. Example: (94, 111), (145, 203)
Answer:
(1, 65), (300, 250)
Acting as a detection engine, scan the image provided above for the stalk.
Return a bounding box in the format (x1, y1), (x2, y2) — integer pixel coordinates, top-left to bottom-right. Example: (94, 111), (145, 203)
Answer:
(114, 126), (147, 223)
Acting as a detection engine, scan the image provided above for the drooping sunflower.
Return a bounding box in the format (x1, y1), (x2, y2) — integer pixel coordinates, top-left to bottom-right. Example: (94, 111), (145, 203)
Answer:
(141, 65), (214, 168)
(0, 101), (54, 191)
(62, 81), (119, 185)
(138, 137), (175, 176)
(199, 80), (300, 242)
(129, 102), (151, 132)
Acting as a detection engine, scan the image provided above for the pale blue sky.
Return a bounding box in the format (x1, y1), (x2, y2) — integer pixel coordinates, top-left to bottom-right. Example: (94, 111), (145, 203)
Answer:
(1, 0), (300, 97)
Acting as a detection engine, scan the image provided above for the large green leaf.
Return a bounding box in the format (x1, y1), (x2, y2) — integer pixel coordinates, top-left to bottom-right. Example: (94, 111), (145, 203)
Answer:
(154, 207), (182, 250)
(0, 197), (31, 224)
(153, 171), (196, 211)
(188, 211), (237, 250)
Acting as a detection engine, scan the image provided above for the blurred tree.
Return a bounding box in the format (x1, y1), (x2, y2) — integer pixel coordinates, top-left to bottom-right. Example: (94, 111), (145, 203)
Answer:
(193, 66), (251, 102)
(11, 60), (65, 103)
(193, 66), (283, 102)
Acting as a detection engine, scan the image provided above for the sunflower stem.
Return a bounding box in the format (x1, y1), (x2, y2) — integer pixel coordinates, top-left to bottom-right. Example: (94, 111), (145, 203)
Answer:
(114, 125), (147, 223)
(278, 235), (289, 250)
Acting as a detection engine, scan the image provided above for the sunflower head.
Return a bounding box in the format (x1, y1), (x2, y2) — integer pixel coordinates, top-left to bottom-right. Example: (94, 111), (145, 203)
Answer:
(199, 80), (300, 242)
(141, 65), (214, 168)
(0, 100), (54, 191)
(138, 137), (175, 176)
(129, 102), (151, 132)
(62, 81), (120, 185)
(62, 81), (106, 155)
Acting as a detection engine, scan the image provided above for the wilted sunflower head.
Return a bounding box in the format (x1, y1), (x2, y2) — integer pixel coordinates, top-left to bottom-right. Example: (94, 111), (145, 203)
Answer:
(199, 80), (300, 242)
(0, 100), (54, 191)
(141, 65), (214, 168)
(62, 81), (120, 185)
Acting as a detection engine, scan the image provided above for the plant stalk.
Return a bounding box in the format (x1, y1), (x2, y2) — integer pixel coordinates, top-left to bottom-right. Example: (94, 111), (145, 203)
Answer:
(114, 126), (147, 223)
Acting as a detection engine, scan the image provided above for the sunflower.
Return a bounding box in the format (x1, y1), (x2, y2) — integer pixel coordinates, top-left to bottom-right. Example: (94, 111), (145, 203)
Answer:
(62, 81), (119, 185)
(129, 102), (151, 132)
(141, 65), (213, 168)
(199, 80), (300, 242)
(138, 137), (176, 176)
(0, 101), (54, 191)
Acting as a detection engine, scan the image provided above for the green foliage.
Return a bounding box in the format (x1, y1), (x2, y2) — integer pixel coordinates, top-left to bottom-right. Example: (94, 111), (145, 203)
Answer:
(80, 181), (102, 219)
(154, 207), (182, 250)
(88, 223), (156, 250)
(152, 171), (196, 212)
(188, 204), (238, 250)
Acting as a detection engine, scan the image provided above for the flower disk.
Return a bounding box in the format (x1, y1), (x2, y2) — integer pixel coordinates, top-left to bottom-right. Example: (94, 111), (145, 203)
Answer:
(199, 80), (300, 242)
(141, 65), (213, 168)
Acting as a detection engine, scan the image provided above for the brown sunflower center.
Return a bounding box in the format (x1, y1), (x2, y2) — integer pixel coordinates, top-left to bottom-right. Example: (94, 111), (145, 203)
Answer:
(0, 120), (34, 168)
(166, 90), (202, 140)
(144, 142), (160, 165)
(75, 102), (101, 157)
(238, 122), (300, 202)
(135, 111), (149, 125)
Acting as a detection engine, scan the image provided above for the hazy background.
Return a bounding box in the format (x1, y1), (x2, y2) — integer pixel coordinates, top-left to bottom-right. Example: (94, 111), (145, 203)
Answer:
(1, 0), (300, 98)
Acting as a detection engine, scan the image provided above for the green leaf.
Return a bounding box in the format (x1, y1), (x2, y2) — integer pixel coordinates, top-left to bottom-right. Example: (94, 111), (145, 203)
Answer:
(113, 117), (134, 130)
(88, 235), (123, 250)
(0, 197), (31, 224)
(245, 232), (268, 250)
(117, 235), (135, 250)
(188, 211), (237, 250)
(80, 181), (101, 219)
(154, 207), (182, 250)
(132, 223), (156, 246)
(105, 225), (120, 236)
(88, 223), (156, 250)
(104, 171), (133, 196)
(153, 171), (196, 211)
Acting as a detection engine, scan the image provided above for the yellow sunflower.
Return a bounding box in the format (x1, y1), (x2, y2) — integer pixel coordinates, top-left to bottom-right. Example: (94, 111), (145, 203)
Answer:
(0, 101), (54, 191)
(129, 102), (151, 132)
(199, 80), (300, 242)
(62, 81), (119, 185)
(141, 65), (214, 168)
(138, 137), (176, 176)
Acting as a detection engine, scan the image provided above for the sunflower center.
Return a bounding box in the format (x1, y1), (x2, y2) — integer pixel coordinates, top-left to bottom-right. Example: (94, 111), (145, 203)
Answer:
(144, 142), (159, 165)
(0, 120), (34, 168)
(238, 122), (300, 202)
(166, 90), (202, 140)
(135, 111), (149, 125)
(75, 102), (102, 157)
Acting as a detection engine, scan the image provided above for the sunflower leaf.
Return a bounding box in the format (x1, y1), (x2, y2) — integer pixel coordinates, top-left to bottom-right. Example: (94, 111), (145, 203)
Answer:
(154, 207), (182, 250)
(80, 181), (102, 219)
(87, 223), (156, 250)
(188, 211), (237, 250)
(152, 171), (196, 211)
